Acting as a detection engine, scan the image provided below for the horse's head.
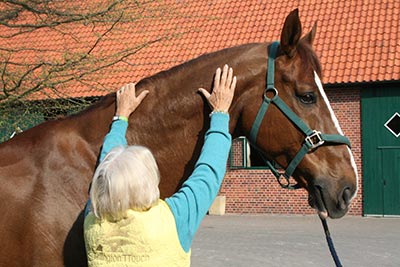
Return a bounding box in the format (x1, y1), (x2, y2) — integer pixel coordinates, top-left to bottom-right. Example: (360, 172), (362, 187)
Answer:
(235, 9), (358, 219)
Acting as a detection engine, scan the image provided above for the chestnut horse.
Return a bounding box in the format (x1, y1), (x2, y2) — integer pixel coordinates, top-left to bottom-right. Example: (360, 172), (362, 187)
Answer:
(0, 9), (357, 266)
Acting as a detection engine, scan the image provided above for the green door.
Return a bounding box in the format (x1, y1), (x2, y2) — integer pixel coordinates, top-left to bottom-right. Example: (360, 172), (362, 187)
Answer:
(362, 85), (400, 216)
(379, 148), (400, 215)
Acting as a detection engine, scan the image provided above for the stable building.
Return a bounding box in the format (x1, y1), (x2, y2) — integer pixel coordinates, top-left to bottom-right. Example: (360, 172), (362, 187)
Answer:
(1, 1), (399, 216)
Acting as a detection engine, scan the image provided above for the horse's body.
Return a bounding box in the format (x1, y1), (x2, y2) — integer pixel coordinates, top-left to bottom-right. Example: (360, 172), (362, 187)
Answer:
(0, 10), (358, 266)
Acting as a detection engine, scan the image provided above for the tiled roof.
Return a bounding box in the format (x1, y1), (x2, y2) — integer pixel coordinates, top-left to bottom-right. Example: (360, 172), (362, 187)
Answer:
(1, 0), (399, 98)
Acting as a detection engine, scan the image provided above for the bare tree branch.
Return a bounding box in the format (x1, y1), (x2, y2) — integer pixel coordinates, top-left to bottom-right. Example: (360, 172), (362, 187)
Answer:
(0, 0), (194, 139)
(0, 0), (125, 38)
(0, 0), (124, 27)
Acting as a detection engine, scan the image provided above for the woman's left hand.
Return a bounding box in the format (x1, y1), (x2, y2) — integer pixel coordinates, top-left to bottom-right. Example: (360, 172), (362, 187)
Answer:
(198, 65), (236, 113)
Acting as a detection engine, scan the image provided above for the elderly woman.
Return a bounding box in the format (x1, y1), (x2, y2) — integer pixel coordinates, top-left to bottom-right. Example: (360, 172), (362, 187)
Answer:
(84, 65), (236, 267)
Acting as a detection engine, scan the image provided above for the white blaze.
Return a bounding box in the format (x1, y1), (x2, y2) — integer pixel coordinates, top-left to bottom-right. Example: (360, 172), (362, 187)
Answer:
(314, 71), (359, 198)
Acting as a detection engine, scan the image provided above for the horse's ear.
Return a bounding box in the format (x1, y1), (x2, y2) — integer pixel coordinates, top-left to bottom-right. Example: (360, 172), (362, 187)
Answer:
(302, 22), (317, 46)
(280, 9), (302, 58)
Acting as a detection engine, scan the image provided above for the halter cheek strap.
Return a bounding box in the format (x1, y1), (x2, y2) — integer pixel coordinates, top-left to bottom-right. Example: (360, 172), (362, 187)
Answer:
(249, 41), (351, 189)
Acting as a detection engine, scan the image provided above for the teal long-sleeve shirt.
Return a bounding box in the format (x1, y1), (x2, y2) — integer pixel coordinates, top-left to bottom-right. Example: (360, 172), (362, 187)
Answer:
(85, 112), (232, 253)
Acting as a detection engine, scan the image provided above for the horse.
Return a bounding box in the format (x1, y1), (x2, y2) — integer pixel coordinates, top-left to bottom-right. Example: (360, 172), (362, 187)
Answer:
(0, 9), (358, 266)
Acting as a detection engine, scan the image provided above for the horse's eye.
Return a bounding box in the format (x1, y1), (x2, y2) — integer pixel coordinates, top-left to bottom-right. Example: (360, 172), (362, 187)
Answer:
(298, 93), (316, 104)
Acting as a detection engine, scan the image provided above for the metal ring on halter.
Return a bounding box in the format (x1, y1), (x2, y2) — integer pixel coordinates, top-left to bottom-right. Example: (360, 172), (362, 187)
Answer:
(277, 174), (290, 188)
(263, 87), (278, 102)
(277, 174), (301, 190)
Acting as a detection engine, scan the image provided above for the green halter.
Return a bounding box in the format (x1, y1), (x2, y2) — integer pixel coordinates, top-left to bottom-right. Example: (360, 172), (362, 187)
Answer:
(249, 41), (351, 189)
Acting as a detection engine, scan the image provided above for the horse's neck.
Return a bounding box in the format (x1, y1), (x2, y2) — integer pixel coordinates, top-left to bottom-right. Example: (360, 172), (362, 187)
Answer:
(126, 76), (206, 146)
(67, 76), (200, 156)
(129, 43), (268, 142)
(74, 42), (267, 155)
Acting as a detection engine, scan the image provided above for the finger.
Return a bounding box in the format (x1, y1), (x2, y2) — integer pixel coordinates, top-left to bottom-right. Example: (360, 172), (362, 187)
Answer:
(214, 68), (221, 90)
(198, 88), (211, 99)
(227, 67), (233, 84)
(126, 83), (136, 95)
(220, 64), (229, 87)
(136, 90), (149, 103)
(116, 88), (122, 100)
(230, 76), (237, 91)
(127, 83), (135, 90)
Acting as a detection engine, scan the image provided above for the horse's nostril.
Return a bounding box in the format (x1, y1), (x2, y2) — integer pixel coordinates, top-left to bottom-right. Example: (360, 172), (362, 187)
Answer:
(343, 187), (352, 204)
(338, 187), (353, 210)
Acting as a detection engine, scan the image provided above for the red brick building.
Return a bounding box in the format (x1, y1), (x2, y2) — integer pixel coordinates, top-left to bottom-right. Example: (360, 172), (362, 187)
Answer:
(2, 1), (399, 216)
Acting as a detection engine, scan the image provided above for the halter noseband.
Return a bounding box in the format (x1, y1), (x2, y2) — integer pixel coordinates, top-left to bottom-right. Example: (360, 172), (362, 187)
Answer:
(249, 41), (351, 190)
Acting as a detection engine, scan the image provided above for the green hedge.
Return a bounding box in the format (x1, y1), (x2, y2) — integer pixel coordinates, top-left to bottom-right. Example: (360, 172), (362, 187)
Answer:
(0, 97), (99, 143)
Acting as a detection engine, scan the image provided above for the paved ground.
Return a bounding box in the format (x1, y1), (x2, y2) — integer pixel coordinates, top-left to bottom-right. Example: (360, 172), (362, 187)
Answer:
(191, 214), (400, 267)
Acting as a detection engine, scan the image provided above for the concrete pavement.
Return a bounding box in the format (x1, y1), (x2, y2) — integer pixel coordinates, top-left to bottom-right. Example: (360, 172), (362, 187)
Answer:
(191, 214), (400, 267)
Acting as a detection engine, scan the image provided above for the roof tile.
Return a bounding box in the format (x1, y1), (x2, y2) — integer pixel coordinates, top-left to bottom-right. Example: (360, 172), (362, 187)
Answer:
(0, 0), (398, 98)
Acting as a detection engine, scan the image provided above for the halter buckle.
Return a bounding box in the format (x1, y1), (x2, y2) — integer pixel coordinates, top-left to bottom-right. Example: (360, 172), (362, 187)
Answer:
(305, 130), (325, 150)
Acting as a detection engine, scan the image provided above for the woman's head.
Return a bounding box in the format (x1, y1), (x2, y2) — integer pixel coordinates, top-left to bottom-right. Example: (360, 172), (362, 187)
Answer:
(90, 145), (160, 220)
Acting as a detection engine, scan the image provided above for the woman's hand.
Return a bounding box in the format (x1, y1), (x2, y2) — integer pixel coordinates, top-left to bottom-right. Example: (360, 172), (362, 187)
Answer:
(198, 64), (237, 113)
(115, 83), (149, 118)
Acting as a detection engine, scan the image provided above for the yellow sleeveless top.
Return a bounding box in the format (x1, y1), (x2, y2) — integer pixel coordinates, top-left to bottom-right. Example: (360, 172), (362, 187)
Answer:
(84, 200), (191, 267)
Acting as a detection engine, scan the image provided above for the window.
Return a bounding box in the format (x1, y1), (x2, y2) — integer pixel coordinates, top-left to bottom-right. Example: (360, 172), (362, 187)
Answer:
(229, 136), (279, 169)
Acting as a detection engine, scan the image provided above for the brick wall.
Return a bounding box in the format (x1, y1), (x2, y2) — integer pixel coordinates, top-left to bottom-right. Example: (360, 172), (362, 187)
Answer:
(220, 88), (363, 215)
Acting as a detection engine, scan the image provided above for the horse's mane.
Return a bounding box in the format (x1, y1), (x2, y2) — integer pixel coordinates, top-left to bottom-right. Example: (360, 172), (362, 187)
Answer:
(141, 42), (262, 85)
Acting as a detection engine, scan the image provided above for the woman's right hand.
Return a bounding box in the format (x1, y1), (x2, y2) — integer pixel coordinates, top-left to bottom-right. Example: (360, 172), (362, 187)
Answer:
(198, 64), (237, 113)
(116, 83), (149, 118)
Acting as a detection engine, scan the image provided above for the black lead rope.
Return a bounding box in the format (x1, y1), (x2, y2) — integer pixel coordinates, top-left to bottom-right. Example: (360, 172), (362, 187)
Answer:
(320, 217), (343, 267)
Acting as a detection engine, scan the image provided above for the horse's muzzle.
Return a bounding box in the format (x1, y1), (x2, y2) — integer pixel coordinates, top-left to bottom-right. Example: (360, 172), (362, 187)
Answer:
(309, 180), (356, 219)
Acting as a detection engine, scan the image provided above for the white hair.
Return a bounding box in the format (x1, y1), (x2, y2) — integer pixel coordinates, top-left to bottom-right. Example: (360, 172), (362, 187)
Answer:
(90, 145), (160, 221)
